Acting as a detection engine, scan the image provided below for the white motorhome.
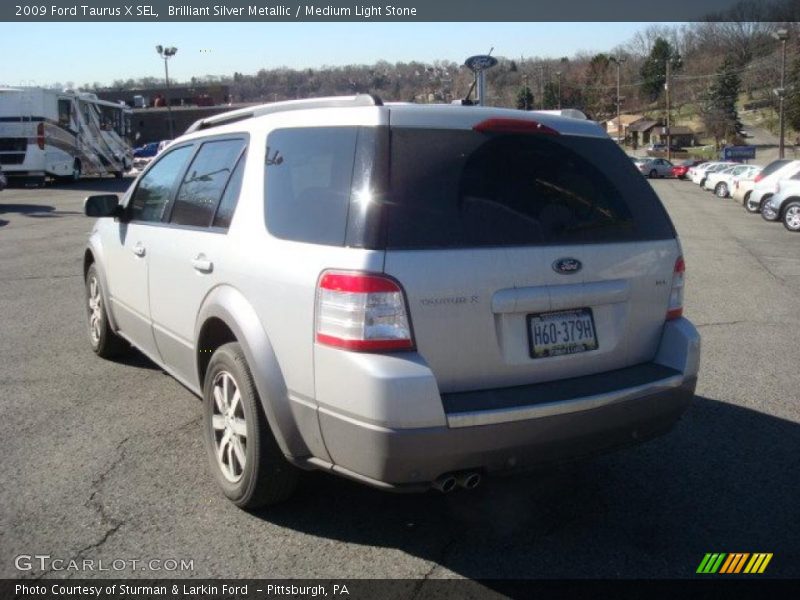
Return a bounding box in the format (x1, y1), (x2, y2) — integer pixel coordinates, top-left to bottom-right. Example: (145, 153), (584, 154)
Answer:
(0, 87), (133, 183)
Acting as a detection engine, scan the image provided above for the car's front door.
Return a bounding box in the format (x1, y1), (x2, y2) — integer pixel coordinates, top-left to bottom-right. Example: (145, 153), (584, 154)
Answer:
(101, 144), (194, 359)
(146, 137), (247, 387)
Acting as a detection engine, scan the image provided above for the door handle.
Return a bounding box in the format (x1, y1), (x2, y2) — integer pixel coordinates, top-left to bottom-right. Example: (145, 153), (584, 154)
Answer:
(191, 255), (213, 273)
(132, 242), (145, 257)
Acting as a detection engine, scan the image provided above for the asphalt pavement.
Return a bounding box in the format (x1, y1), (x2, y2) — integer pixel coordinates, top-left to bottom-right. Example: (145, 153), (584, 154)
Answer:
(1, 176), (798, 583)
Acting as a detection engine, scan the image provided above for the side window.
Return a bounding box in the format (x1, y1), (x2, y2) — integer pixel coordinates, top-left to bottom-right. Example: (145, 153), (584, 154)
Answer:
(57, 99), (71, 127)
(170, 139), (246, 228)
(213, 154), (245, 229)
(128, 145), (193, 222)
(265, 127), (358, 245)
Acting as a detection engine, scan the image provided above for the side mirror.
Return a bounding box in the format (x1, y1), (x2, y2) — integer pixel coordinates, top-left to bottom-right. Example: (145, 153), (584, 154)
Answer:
(84, 194), (121, 218)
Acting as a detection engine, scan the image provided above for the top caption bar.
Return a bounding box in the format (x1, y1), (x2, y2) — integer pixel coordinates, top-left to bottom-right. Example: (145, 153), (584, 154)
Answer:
(3, 0), (800, 22)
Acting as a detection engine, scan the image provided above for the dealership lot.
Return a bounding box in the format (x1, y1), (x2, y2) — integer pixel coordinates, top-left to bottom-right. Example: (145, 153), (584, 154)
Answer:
(1, 178), (798, 581)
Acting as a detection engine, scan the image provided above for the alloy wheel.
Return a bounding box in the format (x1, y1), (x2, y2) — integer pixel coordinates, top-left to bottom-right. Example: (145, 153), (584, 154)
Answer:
(87, 276), (103, 344)
(785, 206), (800, 231)
(211, 371), (248, 483)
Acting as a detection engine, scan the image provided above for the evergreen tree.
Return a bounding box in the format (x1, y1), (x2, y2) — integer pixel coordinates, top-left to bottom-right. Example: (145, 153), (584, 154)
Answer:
(542, 82), (559, 109)
(640, 38), (682, 102)
(516, 85), (534, 110)
(702, 55), (742, 148)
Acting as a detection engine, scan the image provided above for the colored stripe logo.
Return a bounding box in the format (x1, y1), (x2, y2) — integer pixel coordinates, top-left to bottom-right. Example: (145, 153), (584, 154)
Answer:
(697, 553), (773, 574)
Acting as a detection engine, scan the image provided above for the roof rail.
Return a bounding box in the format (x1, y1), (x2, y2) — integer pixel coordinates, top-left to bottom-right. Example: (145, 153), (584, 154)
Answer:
(184, 94), (383, 134)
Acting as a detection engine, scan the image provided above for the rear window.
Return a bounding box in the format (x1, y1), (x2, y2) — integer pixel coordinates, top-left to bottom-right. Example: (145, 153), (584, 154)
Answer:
(762, 159), (792, 178)
(385, 128), (675, 249)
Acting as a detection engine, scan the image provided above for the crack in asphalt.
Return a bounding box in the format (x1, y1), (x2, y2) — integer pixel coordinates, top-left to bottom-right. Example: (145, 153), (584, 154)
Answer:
(410, 533), (460, 599)
(28, 415), (202, 579)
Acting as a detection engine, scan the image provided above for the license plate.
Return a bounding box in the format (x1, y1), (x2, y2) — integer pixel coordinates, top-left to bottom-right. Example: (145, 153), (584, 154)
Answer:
(527, 308), (598, 359)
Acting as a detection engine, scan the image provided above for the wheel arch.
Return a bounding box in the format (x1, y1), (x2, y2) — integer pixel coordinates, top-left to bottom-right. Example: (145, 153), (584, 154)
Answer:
(83, 242), (119, 331)
(195, 286), (309, 458)
(779, 197), (800, 218)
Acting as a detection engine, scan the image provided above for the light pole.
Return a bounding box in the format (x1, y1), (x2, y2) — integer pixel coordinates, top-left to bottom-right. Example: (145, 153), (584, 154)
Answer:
(774, 29), (789, 159)
(610, 56), (626, 145)
(156, 45), (178, 139)
(556, 71), (562, 110)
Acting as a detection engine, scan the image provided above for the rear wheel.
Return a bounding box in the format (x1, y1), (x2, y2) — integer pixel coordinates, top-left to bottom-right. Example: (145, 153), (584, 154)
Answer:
(715, 182), (728, 198)
(71, 160), (81, 182)
(203, 342), (299, 509)
(782, 201), (800, 232)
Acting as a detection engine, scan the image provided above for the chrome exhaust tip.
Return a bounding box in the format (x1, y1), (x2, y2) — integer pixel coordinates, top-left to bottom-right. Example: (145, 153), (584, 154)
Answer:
(432, 475), (457, 493)
(456, 472), (481, 490)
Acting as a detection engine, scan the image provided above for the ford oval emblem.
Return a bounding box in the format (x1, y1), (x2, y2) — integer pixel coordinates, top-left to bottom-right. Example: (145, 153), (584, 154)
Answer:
(553, 258), (582, 274)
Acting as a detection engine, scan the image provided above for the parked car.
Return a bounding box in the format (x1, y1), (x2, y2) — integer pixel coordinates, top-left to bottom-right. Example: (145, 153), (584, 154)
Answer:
(637, 157), (674, 178)
(0, 165), (6, 191)
(703, 164), (761, 197)
(690, 161), (736, 186)
(82, 96), (699, 508)
(744, 159), (800, 213)
(671, 159), (704, 180)
(132, 140), (173, 171)
(760, 175), (800, 231)
(732, 178), (757, 205)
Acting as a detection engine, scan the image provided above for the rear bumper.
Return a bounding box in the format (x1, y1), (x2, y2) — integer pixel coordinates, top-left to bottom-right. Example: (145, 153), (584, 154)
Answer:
(314, 318), (700, 489)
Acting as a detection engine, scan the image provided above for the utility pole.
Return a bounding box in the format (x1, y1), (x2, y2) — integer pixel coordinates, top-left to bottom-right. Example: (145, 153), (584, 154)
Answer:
(535, 65), (544, 110)
(556, 71), (562, 110)
(522, 74), (530, 110)
(666, 60), (671, 161)
(611, 56), (626, 145)
(776, 29), (789, 159)
(156, 45), (178, 139)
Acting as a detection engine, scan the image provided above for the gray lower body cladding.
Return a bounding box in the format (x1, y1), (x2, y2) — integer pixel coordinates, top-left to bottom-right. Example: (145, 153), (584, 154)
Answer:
(317, 376), (696, 489)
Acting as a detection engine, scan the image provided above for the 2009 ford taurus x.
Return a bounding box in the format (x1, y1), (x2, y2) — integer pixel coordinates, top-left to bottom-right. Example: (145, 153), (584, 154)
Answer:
(83, 95), (700, 508)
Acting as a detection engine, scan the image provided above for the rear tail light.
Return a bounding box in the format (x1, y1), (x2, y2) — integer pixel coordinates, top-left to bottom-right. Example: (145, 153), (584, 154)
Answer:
(36, 122), (45, 150)
(316, 271), (414, 352)
(666, 257), (685, 320)
(754, 173), (764, 183)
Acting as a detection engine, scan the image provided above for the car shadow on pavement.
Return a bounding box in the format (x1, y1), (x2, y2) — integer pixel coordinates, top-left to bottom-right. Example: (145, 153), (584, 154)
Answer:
(47, 177), (133, 194)
(255, 395), (799, 581)
(0, 203), (84, 226)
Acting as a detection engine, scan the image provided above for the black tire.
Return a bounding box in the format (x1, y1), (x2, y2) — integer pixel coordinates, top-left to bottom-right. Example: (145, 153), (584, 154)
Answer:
(85, 264), (127, 358)
(758, 194), (773, 213)
(72, 160), (81, 182)
(744, 192), (760, 213)
(649, 169), (658, 179)
(203, 342), (298, 509)
(715, 182), (728, 198)
(782, 200), (800, 232)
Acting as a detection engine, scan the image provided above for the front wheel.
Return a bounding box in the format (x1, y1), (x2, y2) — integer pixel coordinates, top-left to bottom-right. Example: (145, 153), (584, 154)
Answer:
(745, 194), (761, 213)
(649, 169), (658, 179)
(85, 264), (127, 358)
(783, 201), (800, 232)
(203, 342), (299, 509)
(715, 182), (728, 198)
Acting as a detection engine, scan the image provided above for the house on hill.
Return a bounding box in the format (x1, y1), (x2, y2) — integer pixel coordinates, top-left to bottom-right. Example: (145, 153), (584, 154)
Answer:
(604, 114), (645, 142)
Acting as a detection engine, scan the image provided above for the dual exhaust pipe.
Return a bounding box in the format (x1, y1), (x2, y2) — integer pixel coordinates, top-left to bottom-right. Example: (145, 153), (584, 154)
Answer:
(432, 471), (482, 493)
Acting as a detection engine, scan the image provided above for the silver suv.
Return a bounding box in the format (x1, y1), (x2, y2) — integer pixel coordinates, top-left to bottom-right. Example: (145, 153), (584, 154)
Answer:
(83, 95), (700, 508)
